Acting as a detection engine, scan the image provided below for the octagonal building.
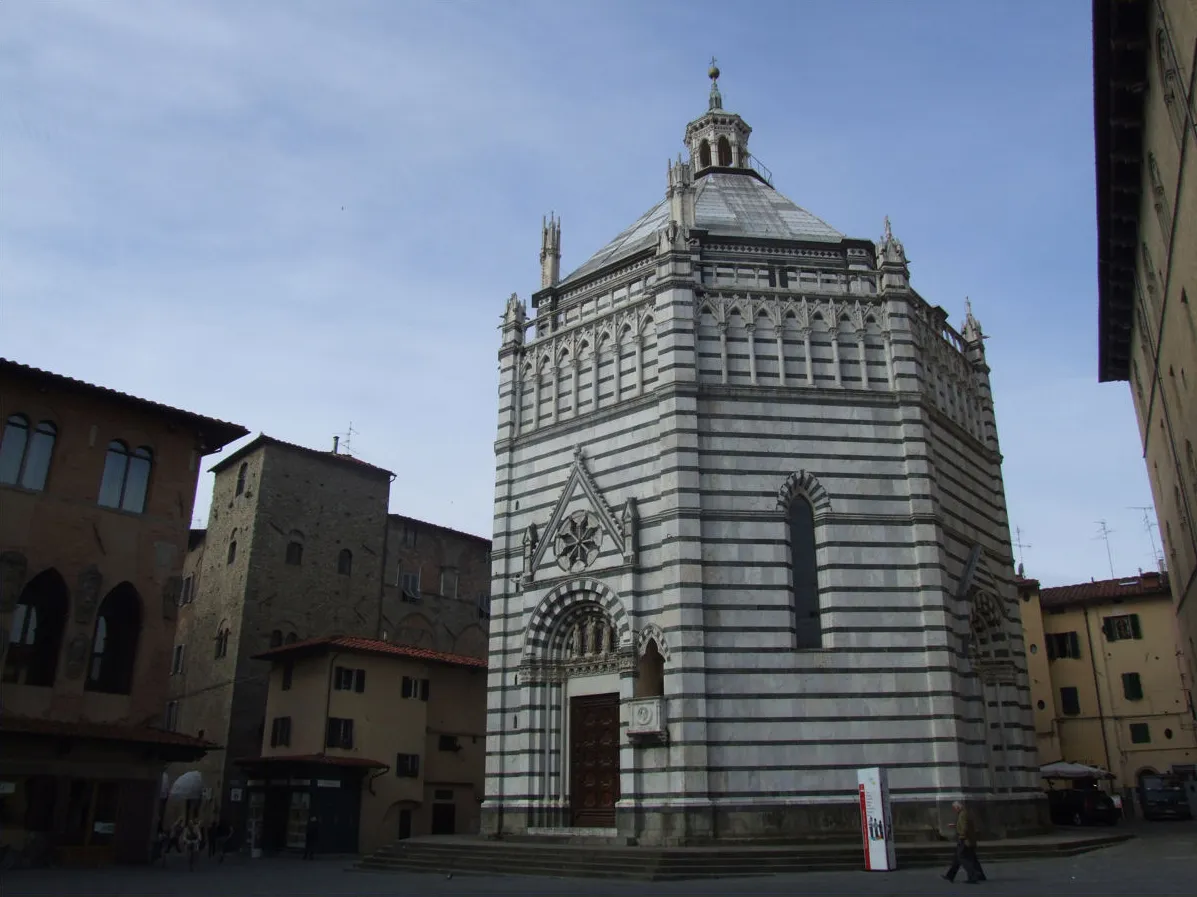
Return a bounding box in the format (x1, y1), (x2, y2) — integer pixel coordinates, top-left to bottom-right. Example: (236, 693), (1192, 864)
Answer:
(485, 70), (1043, 845)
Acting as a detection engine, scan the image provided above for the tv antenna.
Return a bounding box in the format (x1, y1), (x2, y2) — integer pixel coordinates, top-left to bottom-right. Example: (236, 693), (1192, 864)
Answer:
(1012, 526), (1033, 574)
(1128, 505), (1162, 572)
(1094, 520), (1116, 579)
(336, 421), (358, 456)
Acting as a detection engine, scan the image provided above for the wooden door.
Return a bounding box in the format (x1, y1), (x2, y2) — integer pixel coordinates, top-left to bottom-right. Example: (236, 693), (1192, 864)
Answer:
(569, 693), (619, 827)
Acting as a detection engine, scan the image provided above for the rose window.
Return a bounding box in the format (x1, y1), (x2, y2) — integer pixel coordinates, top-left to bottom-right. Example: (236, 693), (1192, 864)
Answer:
(554, 510), (603, 573)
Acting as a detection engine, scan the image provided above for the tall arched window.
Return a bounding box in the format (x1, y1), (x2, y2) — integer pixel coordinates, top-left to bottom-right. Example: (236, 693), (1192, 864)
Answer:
(85, 583), (141, 695)
(285, 531), (304, 566)
(699, 139), (712, 169)
(2, 569), (69, 686)
(0, 415), (57, 491)
(788, 496), (821, 649)
(97, 441), (153, 513)
(235, 462), (248, 496)
(214, 621), (231, 659)
(227, 528), (238, 565)
(717, 135), (733, 166)
(337, 548), (353, 576)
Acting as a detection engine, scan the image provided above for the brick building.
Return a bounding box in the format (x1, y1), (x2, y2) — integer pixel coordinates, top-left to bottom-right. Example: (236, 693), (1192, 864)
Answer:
(0, 357), (246, 864)
(165, 435), (491, 837)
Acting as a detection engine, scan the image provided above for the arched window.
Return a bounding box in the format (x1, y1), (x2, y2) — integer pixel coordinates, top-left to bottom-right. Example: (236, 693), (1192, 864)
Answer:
(285, 531), (304, 566)
(285, 631), (298, 644)
(227, 528), (238, 565)
(717, 135), (733, 167)
(97, 441), (153, 513)
(235, 462), (248, 497)
(2, 569), (69, 687)
(85, 583), (141, 695)
(0, 415), (57, 491)
(698, 139), (712, 169)
(788, 496), (821, 649)
(214, 622), (231, 659)
(269, 629), (283, 648)
(337, 548), (353, 576)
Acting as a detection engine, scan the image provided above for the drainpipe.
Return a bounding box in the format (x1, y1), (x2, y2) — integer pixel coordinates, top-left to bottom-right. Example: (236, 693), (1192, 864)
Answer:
(322, 651), (344, 758)
(1082, 607), (1114, 778)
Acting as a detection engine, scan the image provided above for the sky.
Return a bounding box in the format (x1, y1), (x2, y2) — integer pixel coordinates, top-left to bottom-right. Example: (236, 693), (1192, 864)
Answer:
(0, 0), (1163, 587)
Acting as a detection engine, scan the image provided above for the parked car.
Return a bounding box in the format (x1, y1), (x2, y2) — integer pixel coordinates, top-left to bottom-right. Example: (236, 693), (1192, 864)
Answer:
(1139, 775), (1193, 821)
(1046, 788), (1121, 826)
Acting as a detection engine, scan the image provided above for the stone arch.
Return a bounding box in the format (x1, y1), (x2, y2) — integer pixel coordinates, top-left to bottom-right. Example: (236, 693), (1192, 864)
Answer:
(776, 470), (832, 517)
(3, 567), (69, 686)
(85, 581), (142, 694)
(396, 612), (437, 650)
(522, 578), (631, 662)
(636, 622), (670, 661)
(698, 138), (712, 169)
(639, 314), (655, 336)
(618, 321), (633, 344)
(726, 303), (746, 323)
(717, 135), (733, 166)
(453, 623), (488, 659)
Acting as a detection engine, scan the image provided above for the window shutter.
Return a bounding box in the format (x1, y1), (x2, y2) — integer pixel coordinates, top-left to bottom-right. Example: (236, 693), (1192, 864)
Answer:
(1101, 617), (1115, 640)
(355, 669), (366, 693)
(413, 754), (420, 777)
(344, 719), (354, 748)
(420, 679), (431, 702)
(1046, 637), (1058, 661)
(1130, 614), (1142, 639)
(1068, 631), (1081, 658)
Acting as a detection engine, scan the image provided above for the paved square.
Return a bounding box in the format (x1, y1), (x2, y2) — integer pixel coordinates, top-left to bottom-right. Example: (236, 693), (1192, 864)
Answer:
(2, 823), (1193, 896)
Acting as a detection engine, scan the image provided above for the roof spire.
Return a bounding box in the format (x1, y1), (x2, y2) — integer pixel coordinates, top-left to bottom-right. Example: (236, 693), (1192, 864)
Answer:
(708, 56), (722, 111)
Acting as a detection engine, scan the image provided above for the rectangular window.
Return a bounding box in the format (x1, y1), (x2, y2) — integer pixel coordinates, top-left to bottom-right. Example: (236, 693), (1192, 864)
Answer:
(333, 667), (367, 692)
(270, 716), (292, 748)
(401, 675), (413, 698)
(438, 734), (460, 752)
(440, 568), (459, 599)
(395, 753), (420, 778)
(1060, 686), (1081, 716)
(401, 571), (421, 603)
(354, 668), (366, 693)
(171, 645), (185, 675)
(1102, 614), (1143, 641)
(1045, 631), (1081, 660)
(164, 701), (180, 732)
(420, 678), (431, 702)
(400, 676), (430, 700)
(282, 660), (294, 691)
(326, 717), (353, 749)
(477, 593), (491, 620)
(1129, 722), (1151, 744)
(402, 523), (418, 549)
(1122, 672), (1144, 701)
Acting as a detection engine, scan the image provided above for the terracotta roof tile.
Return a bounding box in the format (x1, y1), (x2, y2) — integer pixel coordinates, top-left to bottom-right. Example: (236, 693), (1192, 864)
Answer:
(1039, 572), (1170, 609)
(1, 357), (248, 452)
(0, 714), (219, 750)
(253, 635), (487, 669)
(235, 753), (387, 769)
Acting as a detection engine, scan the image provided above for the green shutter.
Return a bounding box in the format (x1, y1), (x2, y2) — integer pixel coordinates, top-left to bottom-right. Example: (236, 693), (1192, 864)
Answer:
(1122, 672), (1143, 701)
(1130, 614), (1143, 639)
(1068, 631), (1081, 658)
(1101, 617), (1115, 640)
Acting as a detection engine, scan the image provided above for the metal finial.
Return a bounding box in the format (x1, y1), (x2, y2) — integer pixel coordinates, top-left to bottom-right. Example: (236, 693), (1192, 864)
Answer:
(708, 56), (720, 81)
(708, 57), (723, 111)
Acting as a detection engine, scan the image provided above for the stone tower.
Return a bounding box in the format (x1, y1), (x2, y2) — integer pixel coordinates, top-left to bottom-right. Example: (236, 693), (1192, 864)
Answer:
(485, 67), (1042, 845)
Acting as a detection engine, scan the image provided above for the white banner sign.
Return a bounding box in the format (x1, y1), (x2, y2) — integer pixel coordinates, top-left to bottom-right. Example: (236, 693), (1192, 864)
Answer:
(857, 766), (897, 872)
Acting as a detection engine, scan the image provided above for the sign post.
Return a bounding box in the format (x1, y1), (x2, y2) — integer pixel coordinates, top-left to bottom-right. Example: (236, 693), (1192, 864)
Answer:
(857, 767), (897, 871)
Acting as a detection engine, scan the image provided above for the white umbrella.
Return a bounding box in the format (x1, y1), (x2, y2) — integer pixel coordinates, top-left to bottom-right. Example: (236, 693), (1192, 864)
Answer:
(168, 770), (205, 800)
(1040, 761), (1114, 780)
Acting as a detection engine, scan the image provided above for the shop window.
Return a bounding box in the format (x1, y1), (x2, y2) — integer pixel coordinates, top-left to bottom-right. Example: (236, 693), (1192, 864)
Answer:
(1, 568), (69, 687)
(85, 582), (141, 695)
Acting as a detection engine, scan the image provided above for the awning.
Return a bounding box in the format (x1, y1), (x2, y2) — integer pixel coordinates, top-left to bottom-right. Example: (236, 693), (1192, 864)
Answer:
(169, 770), (205, 800)
(1040, 761), (1115, 780)
(235, 753), (387, 770)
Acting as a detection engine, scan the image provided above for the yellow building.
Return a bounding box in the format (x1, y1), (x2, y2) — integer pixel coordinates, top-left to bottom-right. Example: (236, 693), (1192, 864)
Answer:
(237, 635), (486, 855)
(1094, 1), (1197, 693)
(1018, 571), (1196, 794)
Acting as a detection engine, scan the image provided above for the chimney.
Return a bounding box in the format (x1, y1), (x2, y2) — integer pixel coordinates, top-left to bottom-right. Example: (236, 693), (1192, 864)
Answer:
(332, 435), (340, 454)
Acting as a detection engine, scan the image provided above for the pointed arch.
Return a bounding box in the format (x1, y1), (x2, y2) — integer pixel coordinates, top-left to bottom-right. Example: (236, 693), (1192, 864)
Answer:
(2, 567), (69, 687)
(717, 135), (733, 167)
(85, 582), (141, 695)
(776, 470), (832, 517)
(699, 138), (712, 169)
(636, 622), (670, 661)
(639, 314), (655, 335)
(522, 578), (631, 662)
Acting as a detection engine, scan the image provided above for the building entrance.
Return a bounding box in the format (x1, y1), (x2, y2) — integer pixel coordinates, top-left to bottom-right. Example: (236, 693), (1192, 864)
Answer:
(569, 693), (619, 827)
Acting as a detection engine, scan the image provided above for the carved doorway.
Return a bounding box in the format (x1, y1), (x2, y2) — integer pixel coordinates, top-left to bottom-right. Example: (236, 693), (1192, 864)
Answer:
(569, 693), (619, 827)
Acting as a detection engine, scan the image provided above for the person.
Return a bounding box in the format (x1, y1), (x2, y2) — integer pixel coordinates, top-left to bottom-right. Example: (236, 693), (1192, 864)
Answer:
(943, 800), (986, 884)
(303, 814), (319, 860)
(182, 819), (202, 872)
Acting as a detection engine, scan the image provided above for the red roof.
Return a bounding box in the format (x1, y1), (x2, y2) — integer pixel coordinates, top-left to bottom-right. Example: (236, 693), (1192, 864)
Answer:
(0, 714), (219, 750)
(209, 433), (393, 478)
(235, 753), (387, 769)
(253, 635), (487, 669)
(1, 357), (248, 452)
(1039, 572), (1171, 609)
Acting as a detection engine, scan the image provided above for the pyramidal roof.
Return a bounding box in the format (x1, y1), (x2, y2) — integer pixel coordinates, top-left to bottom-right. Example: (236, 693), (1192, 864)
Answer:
(557, 64), (844, 288)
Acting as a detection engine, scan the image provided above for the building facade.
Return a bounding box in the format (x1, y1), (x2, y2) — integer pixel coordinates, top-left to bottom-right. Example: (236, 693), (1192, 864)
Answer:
(165, 435), (491, 836)
(485, 72), (1043, 846)
(241, 636), (486, 854)
(1094, 0), (1197, 702)
(0, 357), (246, 864)
(1018, 571), (1196, 793)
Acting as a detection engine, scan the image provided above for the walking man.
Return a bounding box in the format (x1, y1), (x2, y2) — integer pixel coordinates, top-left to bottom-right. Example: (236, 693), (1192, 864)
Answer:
(302, 814), (319, 860)
(943, 800), (986, 884)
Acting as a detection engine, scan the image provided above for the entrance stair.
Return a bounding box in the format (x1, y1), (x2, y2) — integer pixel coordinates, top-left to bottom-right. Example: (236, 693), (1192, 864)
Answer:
(356, 831), (1132, 881)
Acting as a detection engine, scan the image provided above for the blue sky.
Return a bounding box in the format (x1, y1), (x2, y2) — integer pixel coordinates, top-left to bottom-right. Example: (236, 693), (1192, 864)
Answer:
(0, 0), (1161, 586)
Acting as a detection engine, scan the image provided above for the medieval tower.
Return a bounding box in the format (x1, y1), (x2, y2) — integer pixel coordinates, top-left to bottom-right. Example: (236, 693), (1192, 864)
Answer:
(485, 67), (1043, 845)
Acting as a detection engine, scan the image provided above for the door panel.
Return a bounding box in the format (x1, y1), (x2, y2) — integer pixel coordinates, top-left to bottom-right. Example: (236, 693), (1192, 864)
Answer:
(569, 693), (619, 827)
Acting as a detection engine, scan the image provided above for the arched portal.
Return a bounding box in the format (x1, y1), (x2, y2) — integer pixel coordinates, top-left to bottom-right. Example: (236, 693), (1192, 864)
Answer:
(85, 582), (142, 694)
(2, 568), (69, 686)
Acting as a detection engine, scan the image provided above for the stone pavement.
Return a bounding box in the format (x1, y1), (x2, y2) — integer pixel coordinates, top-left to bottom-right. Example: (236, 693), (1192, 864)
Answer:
(1, 821), (1193, 896)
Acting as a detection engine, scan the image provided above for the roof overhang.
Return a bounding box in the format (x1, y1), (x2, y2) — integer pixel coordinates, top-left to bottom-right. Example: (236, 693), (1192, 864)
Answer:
(1093, 0), (1150, 383)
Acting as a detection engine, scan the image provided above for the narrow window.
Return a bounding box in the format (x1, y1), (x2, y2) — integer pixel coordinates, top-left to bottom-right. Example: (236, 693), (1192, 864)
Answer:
(401, 571), (421, 603)
(477, 593), (491, 620)
(270, 716), (292, 748)
(334, 666), (355, 691)
(0, 414), (30, 485)
(1123, 672), (1144, 701)
(235, 462), (248, 496)
(85, 583), (141, 695)
(1, 569), (69, 687)
(285, 531), (304, 565)
(1129, 722), (1151, 744)
(227, 529), (238, 565)
(395, 753), (420, 778)
(699, 139), (712, 169)
(419, 678), (430, 702)
(337, 548), (353, 576)
(164, 701), (180, 732)
(440, 568), (458, 599)
(717, 135), (733, 166)
(401, 675), (413, 698)
(269, 629), (283, 648)
(354, 669), (366, 693)
(788, 496), (821, 649)
(171, 644), (185, 675)
(0, 418), (56, 491)
(1060, 686), (1080, 716)
(281, 660), (294, 690)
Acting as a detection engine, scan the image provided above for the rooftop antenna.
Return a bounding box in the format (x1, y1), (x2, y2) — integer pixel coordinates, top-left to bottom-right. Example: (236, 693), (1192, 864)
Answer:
(336, 421), (358, 456)
(1128, 505), (1162, 573)
(1012, 526), (1033, 573)
(1094, 520), (1116, 580)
